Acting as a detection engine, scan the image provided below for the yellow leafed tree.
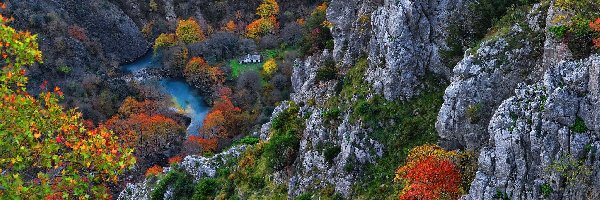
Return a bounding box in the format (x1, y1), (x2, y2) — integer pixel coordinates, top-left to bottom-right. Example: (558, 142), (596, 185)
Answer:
(0, 8), (135, 199)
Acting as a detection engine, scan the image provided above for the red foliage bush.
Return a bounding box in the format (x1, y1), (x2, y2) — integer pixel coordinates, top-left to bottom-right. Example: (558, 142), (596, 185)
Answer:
(396, 156), (462, 200)
(188, 136), (218, 153)
(591, 18), (600, 48)
(68, 25), (88, 42)
(145, 165), (163, 177)
(168, 155), (183, 165)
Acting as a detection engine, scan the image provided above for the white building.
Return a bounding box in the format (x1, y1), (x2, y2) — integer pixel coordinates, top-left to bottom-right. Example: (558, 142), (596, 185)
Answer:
(239, 54), (262, 64)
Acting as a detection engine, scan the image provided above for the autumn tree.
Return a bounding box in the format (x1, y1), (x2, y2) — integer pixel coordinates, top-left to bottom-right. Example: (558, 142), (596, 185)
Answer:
(176, 18), (206, 44)
(183, 136), (218, 155)
(225, 20), (237, 32)
(246, 0), (280, 39)
(395, 145), (464, 200)
(168, 155), (183, 165)
(184, 57), (225, 92)
(0, 11), (135, 199)
(300, 2), (334, 55)
(153, 33), (177, 52)
(145, 165), (163, 177)
(200, 96), (242, 139)
(105, 101), (186, 170)
(256, 0), (279, 18)
(591, 18), (600, 48)
(262, 58), (278, 77)
(118, 96), (160, 117)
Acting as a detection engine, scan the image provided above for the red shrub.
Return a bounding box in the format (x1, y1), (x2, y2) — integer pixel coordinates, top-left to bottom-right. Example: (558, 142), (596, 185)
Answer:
(188, 136), (218, 153)
(145, 165), (163, 177)
(396, 156), (462, 200)
(168, 155), (183, 165)
(68, 25), (88, 42)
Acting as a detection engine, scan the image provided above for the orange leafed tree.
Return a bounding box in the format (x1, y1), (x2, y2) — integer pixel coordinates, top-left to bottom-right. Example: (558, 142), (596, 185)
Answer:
(201, 110), (227, 138)
(246, 0), (279, 39)
(118, 96), (160, 117)
(188, 136), (218, 154)
(145, 165), (163, 177)
(105, 113), (186, 169)
(184, 57), (225, 92)
(225, 20), (237, 32)
(168, 155), (184, 165)
(591, 18), (600, 48)
(395, 145), (462, 200)
(200, 95), (241, 139)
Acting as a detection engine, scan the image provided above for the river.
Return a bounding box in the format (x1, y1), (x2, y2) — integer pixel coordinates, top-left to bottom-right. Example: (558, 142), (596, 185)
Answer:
(122, 51), (210, 135)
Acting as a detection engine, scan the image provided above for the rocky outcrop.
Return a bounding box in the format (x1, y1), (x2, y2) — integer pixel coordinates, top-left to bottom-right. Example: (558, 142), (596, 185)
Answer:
(367, 0), (466, 100)
(328, 0), (471, 101)
(283, 0), (472, 197)
(465, 55), (600, 200)
(437, 4), (546, 150)
(118, 145), (247, 200)
(327, 0), (378, 66)
(452, 3), (600, 199)
(287, 52), (383, 197)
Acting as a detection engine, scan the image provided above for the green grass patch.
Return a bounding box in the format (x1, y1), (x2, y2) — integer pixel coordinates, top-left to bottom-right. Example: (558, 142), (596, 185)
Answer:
(229, 59), (264, 78)
(228, 48), (289, 78)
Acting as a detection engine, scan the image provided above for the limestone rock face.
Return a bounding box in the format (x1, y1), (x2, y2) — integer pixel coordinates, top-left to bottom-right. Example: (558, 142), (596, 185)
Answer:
(446, 3), (600, 199)
(465, 56), (600, 200)
(437, 4), (546, 150)
(285, 0), (471, 197)
(118, 146), (247, 200)
(367, 0), (464, 100)
(328, 0), (468, 100)
(286, 50), (383, 197)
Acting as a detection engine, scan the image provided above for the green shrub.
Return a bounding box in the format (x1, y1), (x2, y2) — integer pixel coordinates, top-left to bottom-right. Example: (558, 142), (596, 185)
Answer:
(235, 136), (260, 145)
(151, 169), (195, 200)
(540, 183), (553, 198)
(466, 104), (483, 123)
(264, 133), (301, 169)
(316, 59), (337, 82)
(493, 191), (511, 200)
(321, 108), (341, 121)
(547, 154), (593, 186)
(549, 25), (568, 39)
(323, 145), (341, 164)
(264, 103), (305, 170)
(57, 65), (72, 74)
(571, 117), (588, 133)
(348, 72), (445, 199)
(296, 193), (313, 200)
(442, 0), (539, 67)
(193, 178), (219, 200)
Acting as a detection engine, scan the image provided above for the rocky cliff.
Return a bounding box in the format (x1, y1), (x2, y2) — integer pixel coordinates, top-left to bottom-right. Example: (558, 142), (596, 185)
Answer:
(456, 3), (600, 199)
(118, 0), (600, 199)
(273, 0), (600, 198)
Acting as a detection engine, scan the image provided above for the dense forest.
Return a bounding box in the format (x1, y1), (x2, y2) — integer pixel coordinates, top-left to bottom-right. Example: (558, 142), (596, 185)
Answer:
(1, 0), (599, 199)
